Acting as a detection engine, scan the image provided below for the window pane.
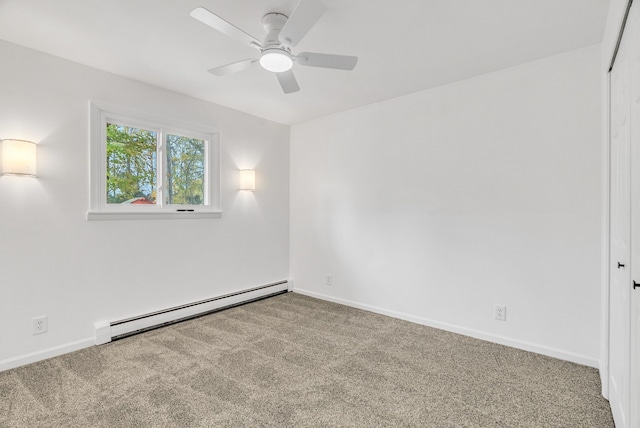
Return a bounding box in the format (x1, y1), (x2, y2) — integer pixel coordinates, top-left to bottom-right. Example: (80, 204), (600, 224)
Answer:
(106, 123), (157, 204)
(165, 134), (205, 205)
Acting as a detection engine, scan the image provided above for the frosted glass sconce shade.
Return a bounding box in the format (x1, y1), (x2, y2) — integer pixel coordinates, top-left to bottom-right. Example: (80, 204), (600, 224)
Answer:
(1, 139), (37, 176)
(240, 169), (255, 191)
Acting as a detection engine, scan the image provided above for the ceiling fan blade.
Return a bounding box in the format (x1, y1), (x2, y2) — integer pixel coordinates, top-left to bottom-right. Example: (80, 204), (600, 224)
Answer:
(278, 0), (327, 48)
(208, 59), (258, 76)
(191, 7), (262, 50)
(276, 70), (300, 94)
(296, 52), (358, 70)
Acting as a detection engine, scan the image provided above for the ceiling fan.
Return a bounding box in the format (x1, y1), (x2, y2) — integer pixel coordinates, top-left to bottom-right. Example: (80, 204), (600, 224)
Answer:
(190, 0), (358, 94)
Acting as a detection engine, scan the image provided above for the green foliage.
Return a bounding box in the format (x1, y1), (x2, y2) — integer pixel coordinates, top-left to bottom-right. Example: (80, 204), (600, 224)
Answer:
(106, 123), (205, 205)
(106, 123), (157, 204)
(166, 135), (205, 205)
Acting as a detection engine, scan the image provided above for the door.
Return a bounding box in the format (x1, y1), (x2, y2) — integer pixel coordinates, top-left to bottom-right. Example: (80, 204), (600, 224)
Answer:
(610, 6), (632, 426)
(629, 1), (640, 425)
(609, 2), (640, 426)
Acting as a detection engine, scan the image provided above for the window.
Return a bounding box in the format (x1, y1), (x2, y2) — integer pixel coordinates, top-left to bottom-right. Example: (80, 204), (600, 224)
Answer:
(88, 103), (220, 220)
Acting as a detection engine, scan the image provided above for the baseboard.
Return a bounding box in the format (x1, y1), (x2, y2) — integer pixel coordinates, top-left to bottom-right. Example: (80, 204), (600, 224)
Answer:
(600, 359), (609, 399)
(0, 338), (94, 373)
(2, 286), (598, 372)
(2, 281), (290, 372)
(294, 288), (600, 369)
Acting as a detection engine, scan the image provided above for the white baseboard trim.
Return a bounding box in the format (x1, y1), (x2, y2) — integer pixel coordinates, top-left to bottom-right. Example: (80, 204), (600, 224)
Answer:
(2, 286), (598, 372)
(1, 282), (290, 373)
(0, 338), (94, 373)
(599, 359), (609, 399)
(294, 288), (600, 369)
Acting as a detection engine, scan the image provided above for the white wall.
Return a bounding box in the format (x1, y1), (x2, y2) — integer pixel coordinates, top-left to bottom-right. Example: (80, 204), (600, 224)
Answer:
(0, 40), (290, 369)
(291, 45), (603, 367)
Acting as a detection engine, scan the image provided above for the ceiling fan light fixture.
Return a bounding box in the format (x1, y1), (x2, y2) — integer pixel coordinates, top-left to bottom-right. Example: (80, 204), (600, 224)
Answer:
(259, 49), (293, 72)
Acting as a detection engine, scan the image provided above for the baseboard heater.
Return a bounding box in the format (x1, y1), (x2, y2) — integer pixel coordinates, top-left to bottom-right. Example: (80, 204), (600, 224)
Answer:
(95, 281), (290, 344)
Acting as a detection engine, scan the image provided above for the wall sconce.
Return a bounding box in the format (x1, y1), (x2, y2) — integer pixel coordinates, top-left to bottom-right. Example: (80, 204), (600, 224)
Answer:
(239, 169), (255, 191)
(1, 139), (37, 176)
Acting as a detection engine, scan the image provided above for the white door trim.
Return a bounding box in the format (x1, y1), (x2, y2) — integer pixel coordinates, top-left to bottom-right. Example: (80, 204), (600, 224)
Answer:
(601, 69), (611, 399)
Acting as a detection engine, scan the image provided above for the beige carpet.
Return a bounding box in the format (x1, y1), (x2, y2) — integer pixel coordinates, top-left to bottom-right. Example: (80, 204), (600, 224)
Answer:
(0, 292), (614, 427)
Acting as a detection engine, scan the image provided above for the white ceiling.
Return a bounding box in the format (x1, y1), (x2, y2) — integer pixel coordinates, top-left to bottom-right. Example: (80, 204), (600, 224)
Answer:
(0, 0), (609, 125)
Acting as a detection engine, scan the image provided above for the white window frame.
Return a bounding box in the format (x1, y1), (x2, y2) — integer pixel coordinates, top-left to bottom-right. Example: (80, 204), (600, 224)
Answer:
(88, 102), (221, 220)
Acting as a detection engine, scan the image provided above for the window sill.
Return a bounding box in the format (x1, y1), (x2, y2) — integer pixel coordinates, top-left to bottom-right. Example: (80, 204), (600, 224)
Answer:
(87, 210), (222, 221)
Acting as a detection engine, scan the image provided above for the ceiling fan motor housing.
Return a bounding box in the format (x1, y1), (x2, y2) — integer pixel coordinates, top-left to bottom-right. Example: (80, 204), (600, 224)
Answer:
(259, 13), (293, 72)
(262, 13), (289, 48)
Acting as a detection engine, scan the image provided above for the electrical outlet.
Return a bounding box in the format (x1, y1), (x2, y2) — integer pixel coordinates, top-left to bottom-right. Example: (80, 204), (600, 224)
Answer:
(494, 305), (506, 321)
(325, 275), (333, 286)
(33, 316), (48, 335)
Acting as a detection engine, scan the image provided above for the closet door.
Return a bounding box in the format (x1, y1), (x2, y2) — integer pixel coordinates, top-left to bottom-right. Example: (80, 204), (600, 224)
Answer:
(609, 2), (640, 425)
(629, 2), (640, 425)
(609, 5), (632, 426)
